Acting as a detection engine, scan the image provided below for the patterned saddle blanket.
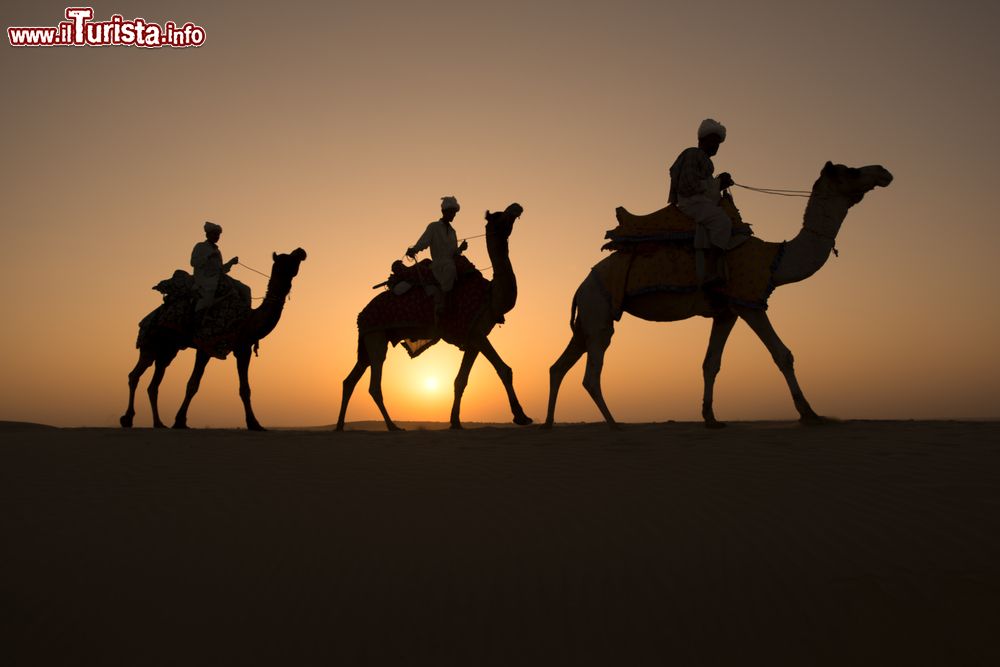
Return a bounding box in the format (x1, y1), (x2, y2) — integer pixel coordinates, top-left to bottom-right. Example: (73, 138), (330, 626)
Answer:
(358, 257), (492, 358)
(136, 269), (251, 359)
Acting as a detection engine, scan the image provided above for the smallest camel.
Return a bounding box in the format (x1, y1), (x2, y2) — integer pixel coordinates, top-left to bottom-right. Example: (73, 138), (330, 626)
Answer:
(122, 248), (307, 430)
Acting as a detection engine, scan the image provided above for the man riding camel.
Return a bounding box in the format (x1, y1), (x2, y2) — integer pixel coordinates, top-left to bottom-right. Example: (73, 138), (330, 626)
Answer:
(192, 221), (251, 312)
(669, 118), (745, 284)
(405, 196), (468, 318)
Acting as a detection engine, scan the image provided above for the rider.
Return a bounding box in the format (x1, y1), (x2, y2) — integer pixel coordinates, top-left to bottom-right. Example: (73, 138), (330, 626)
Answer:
(191, 221), (250, 311)
(668, 118), (742, 284)
(405, 196), (468, 318)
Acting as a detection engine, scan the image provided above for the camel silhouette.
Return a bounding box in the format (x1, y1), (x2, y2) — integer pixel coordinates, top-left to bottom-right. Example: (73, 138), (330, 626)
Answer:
(337, 204), (532, 430)
(120, 248), (307, 431)
(544, 162), (893, 429)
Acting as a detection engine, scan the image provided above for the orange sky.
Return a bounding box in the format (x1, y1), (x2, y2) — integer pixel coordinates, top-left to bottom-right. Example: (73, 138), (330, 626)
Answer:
(2, 0), (998, 427)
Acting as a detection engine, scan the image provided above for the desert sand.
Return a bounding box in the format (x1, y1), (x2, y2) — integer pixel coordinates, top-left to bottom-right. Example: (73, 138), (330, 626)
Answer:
(2, 420), (999, 666)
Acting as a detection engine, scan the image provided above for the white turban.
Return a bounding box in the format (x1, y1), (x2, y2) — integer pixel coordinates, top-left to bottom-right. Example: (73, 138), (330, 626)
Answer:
(440, 196), (460, 212)
(697, 118), (727, 141)
(204, 221), (222, 234)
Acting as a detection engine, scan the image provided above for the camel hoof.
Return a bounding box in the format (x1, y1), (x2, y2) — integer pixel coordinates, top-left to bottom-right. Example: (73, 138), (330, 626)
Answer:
(386, 423), (405, 432)
(540, 421), (554, 430)
(609, 422), (624, 431)
(800, 414), (836, 426)
(450, 422), (464, 430)
(513, 414), (533, 426)
(248, 424), (267, 432)
(705, 419), (727, 429)
(172, 421), (189, 430)
(119, 415), (133, 429)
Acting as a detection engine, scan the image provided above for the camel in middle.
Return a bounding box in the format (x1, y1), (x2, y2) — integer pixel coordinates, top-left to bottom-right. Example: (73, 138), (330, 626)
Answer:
(336, 204), (532, 431)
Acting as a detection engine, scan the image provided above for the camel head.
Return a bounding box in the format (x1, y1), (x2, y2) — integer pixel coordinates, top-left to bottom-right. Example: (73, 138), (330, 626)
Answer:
(817, 162), (893, 205)
(271, 248), (308, 280)
(484, 203), (524, 239)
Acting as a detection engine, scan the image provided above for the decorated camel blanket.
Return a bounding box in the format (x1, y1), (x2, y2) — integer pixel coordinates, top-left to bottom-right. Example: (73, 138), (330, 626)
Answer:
(592, 237), (785, 318)
(136, 270), (250, 359)
(357, 257), (492, 358)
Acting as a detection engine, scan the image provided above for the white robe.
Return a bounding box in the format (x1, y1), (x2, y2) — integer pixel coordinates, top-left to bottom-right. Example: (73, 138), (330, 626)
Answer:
(669, 147), (732, 249)
(191, 241), (250, 311)
(410, 219), (459, 291)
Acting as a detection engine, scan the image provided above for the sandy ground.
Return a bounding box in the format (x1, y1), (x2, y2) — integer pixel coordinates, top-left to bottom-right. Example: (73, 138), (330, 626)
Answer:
(2, 420), (999, 666)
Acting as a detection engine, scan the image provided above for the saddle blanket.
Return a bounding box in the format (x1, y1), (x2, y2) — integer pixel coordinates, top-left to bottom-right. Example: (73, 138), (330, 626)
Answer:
(358, 258), (492, 357)
(592, 237), (785, 318)
(136, 270), (251, 359)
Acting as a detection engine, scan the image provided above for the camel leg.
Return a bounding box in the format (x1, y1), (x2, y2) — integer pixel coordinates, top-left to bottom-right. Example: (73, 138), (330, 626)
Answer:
(738, 309), (824, 424)
(568, 273), (619, 429)
(474, 336), (532, 426)
(582, 333), (621, 430)
(235, 345), (264, 431)
(365, 332), (403, 431)
(121, 350), (155, 428)
(336, 339), (370, 431)
(173, 350), (211, 429)
(148, 349), (178, 429)
(543, 334), (586, 428)
(449, 348), (479, 430)
(702, 313), (738, 429)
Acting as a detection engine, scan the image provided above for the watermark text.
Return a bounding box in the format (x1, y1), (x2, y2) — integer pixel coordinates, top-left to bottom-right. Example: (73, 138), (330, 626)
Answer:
(8, 7), (206, 48)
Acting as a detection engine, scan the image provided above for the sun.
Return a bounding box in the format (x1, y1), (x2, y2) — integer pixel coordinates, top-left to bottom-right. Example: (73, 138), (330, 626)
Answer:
(423, 376), (440, 392)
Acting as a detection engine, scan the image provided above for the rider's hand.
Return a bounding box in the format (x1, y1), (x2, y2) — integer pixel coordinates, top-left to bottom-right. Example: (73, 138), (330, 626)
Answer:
(718, 172), (734, 189)
(405, 247), (416, 259)
(458, 240), (468, 253)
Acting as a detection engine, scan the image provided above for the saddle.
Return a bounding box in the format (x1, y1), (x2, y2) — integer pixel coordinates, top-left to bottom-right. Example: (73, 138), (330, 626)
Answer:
(136, 271), (198, 348)
(381, 255), (480, 293)
(603, 197), (751, 251)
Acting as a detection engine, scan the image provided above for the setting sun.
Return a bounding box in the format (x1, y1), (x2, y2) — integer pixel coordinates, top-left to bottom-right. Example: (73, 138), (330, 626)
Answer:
(423, 376), (440, 392)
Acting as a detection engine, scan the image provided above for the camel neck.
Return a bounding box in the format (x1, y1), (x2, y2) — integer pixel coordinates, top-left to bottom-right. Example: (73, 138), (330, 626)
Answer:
(771, 189), (851, 287)
(485, 219), (517, 316)
(247, 275), (292, 340)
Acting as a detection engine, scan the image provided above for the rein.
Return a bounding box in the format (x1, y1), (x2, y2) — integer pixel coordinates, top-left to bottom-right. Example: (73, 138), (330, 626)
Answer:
(235, 262), (270, 279)
(731, 183), (840, 257)
(733, 183), (811, 198)
(233, 262), (294, 301)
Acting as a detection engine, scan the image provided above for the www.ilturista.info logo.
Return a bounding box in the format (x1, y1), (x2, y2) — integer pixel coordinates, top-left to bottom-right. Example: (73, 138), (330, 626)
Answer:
(8, 7), (206, 48)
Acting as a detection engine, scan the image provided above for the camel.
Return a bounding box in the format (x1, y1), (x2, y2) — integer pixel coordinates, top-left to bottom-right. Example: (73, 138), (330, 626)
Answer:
(544, 162), (893, 429)
(120, 248), (307, 431)
(336, 204), (532, 431)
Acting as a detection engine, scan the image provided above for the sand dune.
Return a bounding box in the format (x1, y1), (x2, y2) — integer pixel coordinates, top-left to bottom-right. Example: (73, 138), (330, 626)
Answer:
(2, 421), (998, 666)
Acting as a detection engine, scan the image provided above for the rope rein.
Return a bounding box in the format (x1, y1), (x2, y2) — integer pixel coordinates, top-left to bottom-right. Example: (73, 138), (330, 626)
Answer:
(235, 262), (270, 279)
(233, 261), (296, 301)
(733, 183), (811, 198)
(731, 182), (840, 257)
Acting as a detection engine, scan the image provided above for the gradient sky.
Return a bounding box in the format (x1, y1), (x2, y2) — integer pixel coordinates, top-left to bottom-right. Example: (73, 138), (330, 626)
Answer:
(2, 0), (998, 427)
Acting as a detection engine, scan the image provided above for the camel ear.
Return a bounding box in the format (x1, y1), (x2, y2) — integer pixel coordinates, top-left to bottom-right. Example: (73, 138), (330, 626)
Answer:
(273, 252), (278, 261)
(484, 210), (491, 219)
(822, 161), (835, 175)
